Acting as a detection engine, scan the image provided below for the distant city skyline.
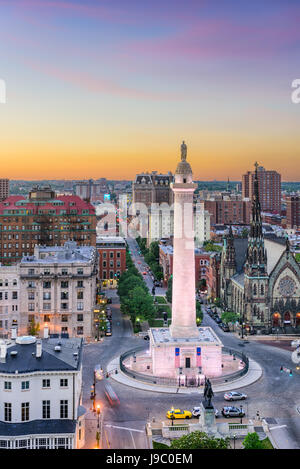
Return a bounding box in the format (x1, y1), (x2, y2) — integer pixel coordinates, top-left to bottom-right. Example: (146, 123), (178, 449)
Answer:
(0, 0), (299, 180)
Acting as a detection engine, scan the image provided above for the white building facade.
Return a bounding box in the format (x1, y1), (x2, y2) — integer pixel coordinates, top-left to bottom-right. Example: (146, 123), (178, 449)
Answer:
(0, 265), (20, 339)
(0, 336), (85, 449)
(18, 242), (98, 339)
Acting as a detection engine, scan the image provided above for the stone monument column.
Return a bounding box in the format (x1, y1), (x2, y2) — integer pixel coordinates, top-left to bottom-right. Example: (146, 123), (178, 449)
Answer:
(169, 142), (199, 339)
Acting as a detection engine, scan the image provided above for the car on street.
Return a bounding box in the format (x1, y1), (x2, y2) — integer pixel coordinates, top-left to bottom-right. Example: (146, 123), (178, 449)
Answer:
(143, 271), (147, 275)
(143, 334), (150, 340)
(220, 323), (230, 332)
(166, 409), (192, 419)
(192, 407), (219, 418)
(215, 317), (222, 324)
(224, 391), (247, 401)
(222, 406), (245, 418)
(104, 383), (120, 406)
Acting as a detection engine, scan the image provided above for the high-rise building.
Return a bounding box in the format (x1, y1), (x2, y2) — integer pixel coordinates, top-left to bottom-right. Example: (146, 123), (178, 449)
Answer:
(0, 186), (96, 264)
(242, 164), (281, 213)
(0, 179), (9, 201)
(286, 195), (300, 229)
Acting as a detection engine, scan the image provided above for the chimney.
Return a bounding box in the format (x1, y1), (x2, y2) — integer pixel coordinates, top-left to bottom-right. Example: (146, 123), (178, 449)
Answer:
(11, 327), (17, 340)
(36, 340), (42, 358)
(0, 343), (7, 362)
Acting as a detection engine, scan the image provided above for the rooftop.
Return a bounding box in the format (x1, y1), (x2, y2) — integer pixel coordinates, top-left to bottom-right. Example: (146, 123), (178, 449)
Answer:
(21, 242), (96, 264)
(150, 326), (222, 346)
(0, 337), (83, 374)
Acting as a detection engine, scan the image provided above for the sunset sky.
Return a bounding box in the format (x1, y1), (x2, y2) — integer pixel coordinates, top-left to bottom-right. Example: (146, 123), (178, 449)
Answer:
(0, 0), (299, 180)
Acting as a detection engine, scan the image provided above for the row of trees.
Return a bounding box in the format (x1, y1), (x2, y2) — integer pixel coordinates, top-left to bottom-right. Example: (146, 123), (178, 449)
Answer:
(136, 237), (164, 281)
(118, 250), (155, 330)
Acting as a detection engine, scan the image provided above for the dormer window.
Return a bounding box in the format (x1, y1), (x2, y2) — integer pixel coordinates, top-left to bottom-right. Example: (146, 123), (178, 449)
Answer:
(183, 178), (187, 183)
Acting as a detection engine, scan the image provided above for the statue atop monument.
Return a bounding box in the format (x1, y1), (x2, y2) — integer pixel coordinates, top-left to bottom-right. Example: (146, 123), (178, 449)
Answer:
(181, 140), (187, 161)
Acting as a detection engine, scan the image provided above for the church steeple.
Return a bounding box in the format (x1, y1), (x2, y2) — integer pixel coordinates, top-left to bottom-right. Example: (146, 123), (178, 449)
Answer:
(245, 162), (267, 274)
(249, 162), (263, 239)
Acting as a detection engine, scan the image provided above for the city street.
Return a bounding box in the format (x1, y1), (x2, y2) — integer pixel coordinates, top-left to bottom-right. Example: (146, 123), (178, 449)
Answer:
(82, 239), (300, 449)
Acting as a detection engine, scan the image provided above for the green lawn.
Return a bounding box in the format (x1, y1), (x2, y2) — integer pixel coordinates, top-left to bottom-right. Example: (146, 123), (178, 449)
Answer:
(156, 305), (171, 314)
(155, 296), (167, 304)
(152, 441), (170, 449)
(149, 319), (164, 327)
(261, 437), (274, 449)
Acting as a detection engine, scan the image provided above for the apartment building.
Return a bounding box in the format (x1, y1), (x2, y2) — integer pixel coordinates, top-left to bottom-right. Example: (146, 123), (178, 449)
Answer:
(0, 336), (85, 449)
(18, 242), (98, 339)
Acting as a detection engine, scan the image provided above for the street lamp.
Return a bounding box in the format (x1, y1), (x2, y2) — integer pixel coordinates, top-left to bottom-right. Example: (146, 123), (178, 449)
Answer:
(96, 404), (101, 449)
(240, 404), (243, 424)
(233, 434), (236, 450)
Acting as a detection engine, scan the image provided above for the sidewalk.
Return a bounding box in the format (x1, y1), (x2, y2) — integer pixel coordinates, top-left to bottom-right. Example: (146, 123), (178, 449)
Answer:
(107, 355), (262, 394)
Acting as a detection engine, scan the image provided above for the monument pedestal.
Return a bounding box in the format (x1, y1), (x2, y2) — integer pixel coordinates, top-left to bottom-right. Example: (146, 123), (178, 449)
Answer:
(199, 402), (217, 434)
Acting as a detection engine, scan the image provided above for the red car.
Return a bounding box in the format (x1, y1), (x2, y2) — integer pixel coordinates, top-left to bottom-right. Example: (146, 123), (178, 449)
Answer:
(143, 271), (147, 275)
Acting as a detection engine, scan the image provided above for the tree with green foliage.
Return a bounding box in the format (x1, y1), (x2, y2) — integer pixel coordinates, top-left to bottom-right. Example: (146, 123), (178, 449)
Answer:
(295, 253), (300, 263)
(203, 242), (222, 252)
(242, 432), (263, 449)
(241, 228), (249, 238)
(196, 301), (203, 324)
(221, 311), (239, 324)
(117, 273), (146, 299)
(166, 275), (172, 303)
(170, 431), (230, 449)
(28, 318), (40, 336)
(121, 286), (155, 327)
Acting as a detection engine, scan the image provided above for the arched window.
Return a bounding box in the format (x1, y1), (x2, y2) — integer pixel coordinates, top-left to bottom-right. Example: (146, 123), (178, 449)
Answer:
(253, 284), (257, 296)
(260, 284), (264, 296)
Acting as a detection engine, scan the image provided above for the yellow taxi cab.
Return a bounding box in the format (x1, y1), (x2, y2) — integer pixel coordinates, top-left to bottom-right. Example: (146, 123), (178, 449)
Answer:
(166, 409), (192, 419)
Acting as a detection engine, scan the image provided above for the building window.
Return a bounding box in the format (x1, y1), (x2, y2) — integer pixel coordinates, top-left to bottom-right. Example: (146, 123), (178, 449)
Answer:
(61, 292), (68, 300)
(43, 281), (51, 289)
(77, 291), (83, 300)
(12, 291), (18, 300)
(43, 303), (51, 311)
(61, 269), (68, 275)
(28, 303), (35, 312)
(60, 379), (68, 388)
(77, 302), (83, 311)
(77, 314), (83, 322)
(21, 402), (30, 421)
(61, 281), (68, 288)
(42, 379), (50, 388)
(21, 381), (29, 391)
(4, 381), (11, 391)
(43, 292), (51, 300)
(28, 292), (35, 300)
(60, 400), (68, 419)
(77, 269), (83, 275)
(61, 303), (68, 310)
(77, 280), (83, 288)
(42, 400), (51, 419)
(4, 403), (12, 422)
(77, 326), (84, 335)
(61, 314), (68, 322)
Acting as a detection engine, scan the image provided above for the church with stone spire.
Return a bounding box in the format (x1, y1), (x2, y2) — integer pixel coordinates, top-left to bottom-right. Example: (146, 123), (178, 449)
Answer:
(220, 163), (300, 333)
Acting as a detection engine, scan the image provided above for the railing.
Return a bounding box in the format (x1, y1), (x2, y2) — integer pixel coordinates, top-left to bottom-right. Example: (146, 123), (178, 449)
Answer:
(119, 345), (249, 387)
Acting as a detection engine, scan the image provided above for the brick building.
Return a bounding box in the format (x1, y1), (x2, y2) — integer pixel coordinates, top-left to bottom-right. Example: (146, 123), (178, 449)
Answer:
(286, 195), (300, 229)
(204, 198), (250, 225)
(0, 187), (96, 264)
(96, 236), (126, 288)
(242, 164), (281, 213)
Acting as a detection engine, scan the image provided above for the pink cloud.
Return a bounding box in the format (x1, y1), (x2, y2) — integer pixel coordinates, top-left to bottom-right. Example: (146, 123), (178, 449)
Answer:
(23, 58), (185, 101)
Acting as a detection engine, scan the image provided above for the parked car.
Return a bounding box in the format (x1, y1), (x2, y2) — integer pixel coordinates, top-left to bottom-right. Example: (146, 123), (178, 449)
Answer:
(106, 298), (112, 304)
(224, 391), (247, 401)
(222, 406), (245, 418)
(143, 271), (147, 275)
(166, 409), (192, 419)
(221, 323), (230, 332)
(143, 334), (150, 340)
(192, 406), (219, 418)
(215, 318), (222, 324)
